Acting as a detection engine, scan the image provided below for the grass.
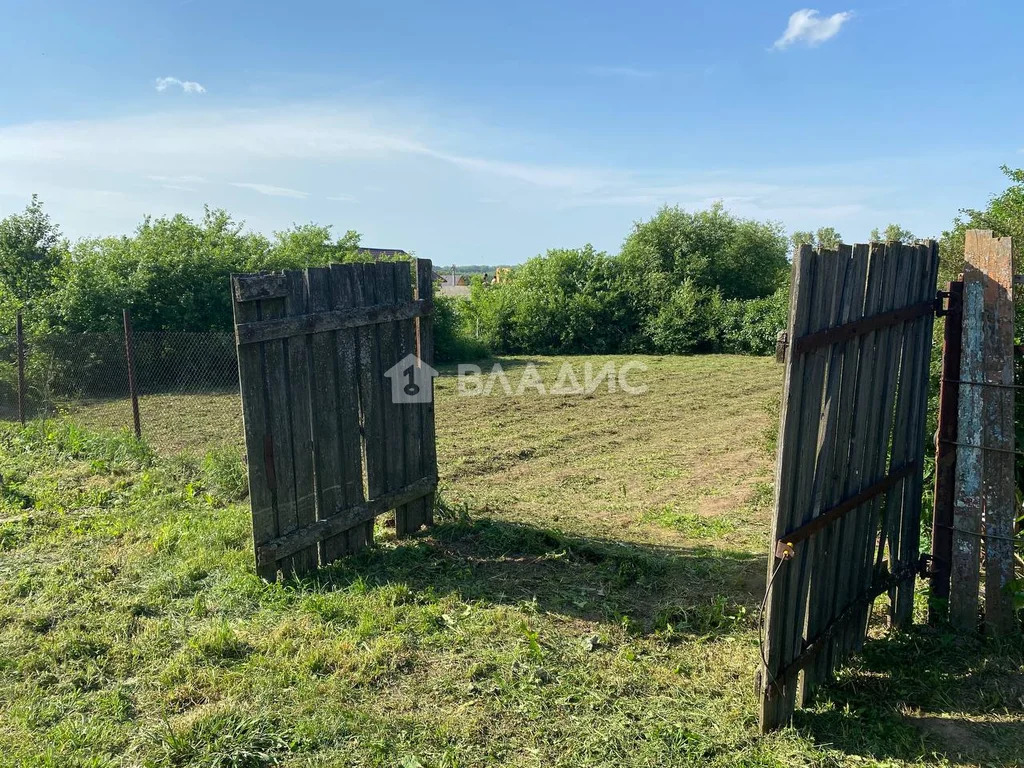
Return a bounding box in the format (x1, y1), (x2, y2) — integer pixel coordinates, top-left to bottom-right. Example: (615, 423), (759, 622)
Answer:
(1, 354), (1021, 767)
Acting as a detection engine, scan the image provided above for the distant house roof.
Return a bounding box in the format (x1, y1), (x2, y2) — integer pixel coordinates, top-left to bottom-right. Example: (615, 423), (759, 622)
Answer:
(357, 247), (409, 261)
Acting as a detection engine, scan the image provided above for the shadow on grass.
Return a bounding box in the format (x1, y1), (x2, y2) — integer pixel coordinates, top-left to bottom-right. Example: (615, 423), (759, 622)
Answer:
(796, 627), (1024, 765)
(290, 511), (766, 637)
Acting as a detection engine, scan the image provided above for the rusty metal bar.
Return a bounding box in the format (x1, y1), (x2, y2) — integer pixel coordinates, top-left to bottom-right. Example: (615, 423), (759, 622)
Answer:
(122, 309), (142, 439)
(792, 299), (936, 356)
(774, 461), (917, 559)
(930, 280), (962, 622)
(15, 312), (25, 426)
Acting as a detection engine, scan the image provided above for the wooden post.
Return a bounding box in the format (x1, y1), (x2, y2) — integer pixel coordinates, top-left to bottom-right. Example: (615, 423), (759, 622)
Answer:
(976, 232), (1016, 635)
(122, 309), (142, 440)
(950, 230), (1017, 635)
(929, 280), (962, 623)
(15, 312), (26, 425)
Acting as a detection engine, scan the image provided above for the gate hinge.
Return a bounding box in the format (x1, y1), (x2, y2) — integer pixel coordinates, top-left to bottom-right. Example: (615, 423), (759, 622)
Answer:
(934, 290), (959, 317)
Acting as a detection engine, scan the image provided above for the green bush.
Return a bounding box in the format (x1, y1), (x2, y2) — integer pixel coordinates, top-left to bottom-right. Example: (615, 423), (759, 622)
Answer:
(433, 294), (488, 363)
(645, 281), (726, 354)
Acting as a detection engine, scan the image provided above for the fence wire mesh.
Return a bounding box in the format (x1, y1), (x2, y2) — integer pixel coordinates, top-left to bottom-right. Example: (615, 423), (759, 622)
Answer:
(0, 329), (243, 455)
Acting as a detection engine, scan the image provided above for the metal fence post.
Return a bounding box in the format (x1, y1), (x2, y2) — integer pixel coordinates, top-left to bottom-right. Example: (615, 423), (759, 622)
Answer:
(122, 308), (142, 439)
(929, 279), (962, 623)
(16, 312), (26, 425)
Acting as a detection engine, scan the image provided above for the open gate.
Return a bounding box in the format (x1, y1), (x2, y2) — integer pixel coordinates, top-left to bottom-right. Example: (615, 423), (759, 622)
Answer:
(232, 260), (438, 581)
(759, 241), (939, 731)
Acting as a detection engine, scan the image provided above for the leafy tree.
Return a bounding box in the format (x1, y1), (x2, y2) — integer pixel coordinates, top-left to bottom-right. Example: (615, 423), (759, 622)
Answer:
(270, 223), (361, 266)
(466, 245), (627, 354)
(619, 202), (789, 301)
(790, 231), (815, 250)
(870, 223), (916, 243)
(939, 165), (1023, 284)
(59, 208), (275, 332)
(815, 227), (842, 250)
(0, 196), (68, 328)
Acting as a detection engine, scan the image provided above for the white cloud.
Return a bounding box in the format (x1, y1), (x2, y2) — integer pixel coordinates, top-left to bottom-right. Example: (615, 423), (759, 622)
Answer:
(230, 182), (308, 198)
(586, 65), (656, 79)
(155, 76), (206, 94)
(773, 9), (852, 49)
(326, 194), (357, 202)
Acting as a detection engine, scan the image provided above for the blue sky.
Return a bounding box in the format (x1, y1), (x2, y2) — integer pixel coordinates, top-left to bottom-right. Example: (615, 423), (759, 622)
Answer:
(1, 0), (1021, 265)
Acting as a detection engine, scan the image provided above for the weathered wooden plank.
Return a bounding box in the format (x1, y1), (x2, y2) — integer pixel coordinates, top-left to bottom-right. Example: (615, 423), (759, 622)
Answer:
(416, 258), (438, 527)
(759, 244), (820, 732)
(236, 299), (433, 345)
(842, 242), (905, 654)
(800, 245), (867, 703)
(377, 263), (407, 512)
(849, 241), (914, 650)
(893, 242), (939, 628)
(975, 231), (1016, 635)
(782, 244), (849, 707)
(851, 240), (917, 643)
(829, 243), (887, 662)
(284, 271), (318, 574)
(260, 291), (301, 578)
(394, 261), (429, 536)
(778, 246), (843, 718)
(355, 263), (388, 511)
(306, 267), (344, 570)
(324, 263), (373, 558)
(257, 475), (439, 564)
(887, 243), (936, 627)
(950, 233), (987, 633)
(234, 273), (289, 302)
(232, 277), (279, 581)
(880, 243), (924, 621)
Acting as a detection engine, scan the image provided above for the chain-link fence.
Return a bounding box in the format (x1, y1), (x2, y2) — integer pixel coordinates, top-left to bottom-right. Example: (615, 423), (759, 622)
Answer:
(0, 324), (244, 456)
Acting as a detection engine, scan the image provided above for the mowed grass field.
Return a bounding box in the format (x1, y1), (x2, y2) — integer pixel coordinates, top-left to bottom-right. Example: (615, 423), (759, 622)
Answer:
(1, 355), (1022, 767)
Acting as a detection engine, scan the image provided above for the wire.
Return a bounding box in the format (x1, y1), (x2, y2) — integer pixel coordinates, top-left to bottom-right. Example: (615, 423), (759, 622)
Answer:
(937, 439), (1024, 458)
(934, 523), (1022, 543)
(757, 553), (790, 698)
(941, 377), (1023, 391)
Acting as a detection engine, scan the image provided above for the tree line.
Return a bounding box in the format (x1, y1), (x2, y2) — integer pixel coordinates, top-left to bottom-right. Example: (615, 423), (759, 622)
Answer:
(2, 165), (1021, 362)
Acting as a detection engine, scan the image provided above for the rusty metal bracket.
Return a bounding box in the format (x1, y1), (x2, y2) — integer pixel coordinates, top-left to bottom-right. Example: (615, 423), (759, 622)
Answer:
(792, 300), (935, 356)
(774, 462), (916, 559)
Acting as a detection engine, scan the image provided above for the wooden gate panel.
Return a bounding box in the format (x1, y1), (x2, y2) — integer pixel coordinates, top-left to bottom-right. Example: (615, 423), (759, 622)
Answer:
(233, 260), (437, 580)
(760, 241), (938, 731)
